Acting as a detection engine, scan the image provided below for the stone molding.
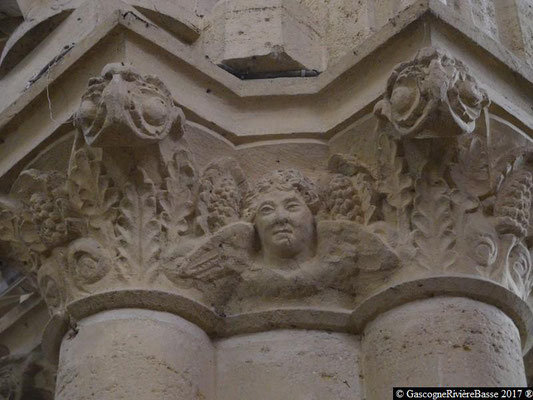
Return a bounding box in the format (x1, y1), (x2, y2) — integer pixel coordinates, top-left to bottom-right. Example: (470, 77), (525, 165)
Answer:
(1, 48), (533, 354)
(2, 0), (533, 148)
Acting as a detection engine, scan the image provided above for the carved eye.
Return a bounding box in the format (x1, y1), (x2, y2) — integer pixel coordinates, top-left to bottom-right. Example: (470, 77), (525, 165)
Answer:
(286, 202), (301, 211)
(259, 204), (274, 215)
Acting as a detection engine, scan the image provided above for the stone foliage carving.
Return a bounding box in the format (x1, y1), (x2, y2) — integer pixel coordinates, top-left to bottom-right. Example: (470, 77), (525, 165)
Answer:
(1, 49), (532, 319)
(0, 63), (397, 315)
(369, 47), (533, 300)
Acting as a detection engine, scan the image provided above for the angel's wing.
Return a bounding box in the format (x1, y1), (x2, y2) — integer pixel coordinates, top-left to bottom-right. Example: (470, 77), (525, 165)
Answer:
(178, 222), (255, 283)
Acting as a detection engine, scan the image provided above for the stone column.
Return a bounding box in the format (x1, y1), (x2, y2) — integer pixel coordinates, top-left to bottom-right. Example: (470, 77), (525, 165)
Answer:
(55, 309), (215, 400)
(355, 47), (533, 395)
(362, 296), (526, 398)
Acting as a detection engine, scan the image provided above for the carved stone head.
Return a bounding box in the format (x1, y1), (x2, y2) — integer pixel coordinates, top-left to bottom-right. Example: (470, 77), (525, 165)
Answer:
(243, 170), (320, 263)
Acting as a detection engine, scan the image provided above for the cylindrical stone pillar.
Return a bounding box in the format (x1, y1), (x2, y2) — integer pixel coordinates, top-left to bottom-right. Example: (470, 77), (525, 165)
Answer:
(55, 308), (215, 400)
(362, 296), (526, 399)
(215, 330), (362, 400)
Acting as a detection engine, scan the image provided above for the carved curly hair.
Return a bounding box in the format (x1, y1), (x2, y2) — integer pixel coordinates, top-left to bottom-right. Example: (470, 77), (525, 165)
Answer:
(242, 169), (320, 222)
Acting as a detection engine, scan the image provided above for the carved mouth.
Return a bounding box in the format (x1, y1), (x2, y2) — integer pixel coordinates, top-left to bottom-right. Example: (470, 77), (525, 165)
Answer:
(272, 227), (293, 235)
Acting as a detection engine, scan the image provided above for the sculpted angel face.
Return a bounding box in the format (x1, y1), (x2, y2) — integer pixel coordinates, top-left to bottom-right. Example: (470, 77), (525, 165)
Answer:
(255, 189), (314, 260)
(244, 169), (319, 266)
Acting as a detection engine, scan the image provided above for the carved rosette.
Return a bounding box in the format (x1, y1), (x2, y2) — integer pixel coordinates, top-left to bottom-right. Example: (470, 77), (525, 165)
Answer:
(374, 47), (489, 138)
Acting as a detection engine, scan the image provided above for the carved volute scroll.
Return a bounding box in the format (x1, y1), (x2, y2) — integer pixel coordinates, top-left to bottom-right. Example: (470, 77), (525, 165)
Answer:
(75, 63), (185, 147)
(374, 47), (489, 138)
(0, 48), (531, 339)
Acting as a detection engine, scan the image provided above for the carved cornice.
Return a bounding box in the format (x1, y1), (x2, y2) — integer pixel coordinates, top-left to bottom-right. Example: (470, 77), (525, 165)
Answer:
(1, 51), (532, 349)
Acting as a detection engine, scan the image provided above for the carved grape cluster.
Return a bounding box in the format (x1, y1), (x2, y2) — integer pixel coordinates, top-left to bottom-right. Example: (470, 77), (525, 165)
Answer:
(205, 176), (242, 232)
(28, 193), (68, 247)
(325, 175), (365, 223)
(495, 169), (533, 238)
(197, 158), (248, 234)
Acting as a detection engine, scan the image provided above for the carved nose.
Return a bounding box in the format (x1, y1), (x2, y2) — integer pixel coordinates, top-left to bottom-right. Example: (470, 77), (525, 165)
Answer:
(274, 213), (289, 224)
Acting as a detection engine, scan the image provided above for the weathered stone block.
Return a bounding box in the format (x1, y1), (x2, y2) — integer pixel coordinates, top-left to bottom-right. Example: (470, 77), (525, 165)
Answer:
(206, 0), (324, 74)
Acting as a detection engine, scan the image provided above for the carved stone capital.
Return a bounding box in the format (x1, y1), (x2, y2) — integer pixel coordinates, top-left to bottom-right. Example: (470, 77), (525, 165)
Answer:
(1, 59), (532, 357)
(374, 47), (489, 138)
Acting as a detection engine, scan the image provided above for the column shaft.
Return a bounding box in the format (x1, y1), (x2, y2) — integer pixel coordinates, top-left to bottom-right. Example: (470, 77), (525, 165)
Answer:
(215, 330), (361, 400)
(362, 297), (526, 399)
(55, 309), (215, 400)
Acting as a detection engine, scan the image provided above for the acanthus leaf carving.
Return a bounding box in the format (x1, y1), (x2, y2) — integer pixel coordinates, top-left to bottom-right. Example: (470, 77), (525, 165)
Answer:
(115, 180), (161, 282)
(67, 145), (120, 248)
(4, 50), (533, 324)
(505, 239), (533, 299)
(411, 177), (457, 272)
(158, 148), (199, 266)
(67, 145), (120, 220)
(375, 132), (414, 247)
(450, 134), (491, 198)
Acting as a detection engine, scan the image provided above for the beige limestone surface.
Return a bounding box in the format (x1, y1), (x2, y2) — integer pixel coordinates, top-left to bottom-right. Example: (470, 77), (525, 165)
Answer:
(55, 309), (215, 400)
(1, 0), (533, 398)
(363, 297), (527, 397)
(216, 330), (361, 400)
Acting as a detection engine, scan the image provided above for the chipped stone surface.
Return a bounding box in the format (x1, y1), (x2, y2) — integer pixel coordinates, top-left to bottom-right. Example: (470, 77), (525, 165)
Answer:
(204, 0), (324, 73)
(0, 50), (531, 325)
